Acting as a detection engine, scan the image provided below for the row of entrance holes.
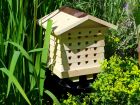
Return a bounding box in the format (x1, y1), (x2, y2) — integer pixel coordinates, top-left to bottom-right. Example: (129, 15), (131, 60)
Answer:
(68, 53), (97, 60)
(68, 34), (98, 40)
(68, 30), (101, 36)
(67, 30), (100, 40)
(69, 60), (97, 67)
(68, 47), (97, 53)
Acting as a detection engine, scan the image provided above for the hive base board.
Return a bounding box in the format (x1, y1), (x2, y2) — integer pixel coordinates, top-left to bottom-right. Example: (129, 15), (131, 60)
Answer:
(69, 74), (97, 82)
(53, 66), (100, 79)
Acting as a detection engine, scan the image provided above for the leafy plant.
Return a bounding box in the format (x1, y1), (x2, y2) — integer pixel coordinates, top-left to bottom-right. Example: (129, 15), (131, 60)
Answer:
(0, 0), (62, 103)
(90, 55), (139, 105)
(105, 0), (139, 58)
(61, 93), (90, 105)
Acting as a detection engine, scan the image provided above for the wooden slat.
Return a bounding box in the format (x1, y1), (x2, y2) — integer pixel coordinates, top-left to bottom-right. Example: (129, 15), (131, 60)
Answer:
(61, 27), (107, 37)
(50, 35), (104, 44)
(49, 46), (104, 57)
(49, 58), (104, 72)
(50, 39), (105, 50)
(70, 76), (79, 82)
(49, 52), (104, 63)
(86, 74), (94, 80)
(65, 66), (101, 77)
(52, 65), (101, 78)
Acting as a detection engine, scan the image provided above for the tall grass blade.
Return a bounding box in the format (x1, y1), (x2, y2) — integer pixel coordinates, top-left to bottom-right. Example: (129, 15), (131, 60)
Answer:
(28, 48), (46, 53)
(6, 41), (38, 90)
(33, 0), (38, 48)
(7, 41), (32, 62)
(40, 19), (52, 99)
(0, 20), (4, 60)
(41, 20), (52, 64)
(44, 90), (61, 105)
(28, 61), (36, 90)
(7, 51), (20, 97)
(0, 68), (32, 105)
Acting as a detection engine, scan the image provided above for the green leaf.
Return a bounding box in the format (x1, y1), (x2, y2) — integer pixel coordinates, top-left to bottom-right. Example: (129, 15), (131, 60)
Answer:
(6, 41), (32, 62)
(7, 51), (20, 97)
(44, 90), (61, 105)
(40, 19), (52, 97)
(41, 19), (52, 63)
(0, 68), (32, 105)
(28, 48), (46, 53)
(6, 41), (38, 90)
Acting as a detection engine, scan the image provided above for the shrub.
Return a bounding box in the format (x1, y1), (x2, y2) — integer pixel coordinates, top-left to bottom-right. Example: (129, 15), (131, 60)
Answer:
(91, 55), (140, 105)
(61, 93), (90, 105)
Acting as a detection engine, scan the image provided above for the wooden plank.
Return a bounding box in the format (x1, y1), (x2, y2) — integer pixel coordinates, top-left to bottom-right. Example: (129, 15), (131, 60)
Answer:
(50, 35), (104, 44)
(69, 74), (95, 82)
(49, 57), (104, 72)
(86, 74), (94, 80)
(88, 15), (117, 30)
(69, 76), (79, 82)
(61, 66), (101, 78)
(50, 39), (105, 50)
(61, 27), (107, 37)
(52, 65), (101, 78)
(49, 52), (104, 63)
(49, 46), (104, 57)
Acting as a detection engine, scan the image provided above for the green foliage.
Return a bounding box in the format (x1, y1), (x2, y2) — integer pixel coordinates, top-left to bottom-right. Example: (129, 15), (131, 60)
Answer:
(105, 20), (137, 58)
(0, 68), (31, 105)
(0, 0), (56, 104)
(61, 93), (90, 105)
(105, 0), (140, 58)
(91, 55), (140, 105)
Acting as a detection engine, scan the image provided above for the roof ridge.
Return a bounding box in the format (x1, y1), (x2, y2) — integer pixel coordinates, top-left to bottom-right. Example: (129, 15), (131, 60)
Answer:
(59, 6), (87, 18)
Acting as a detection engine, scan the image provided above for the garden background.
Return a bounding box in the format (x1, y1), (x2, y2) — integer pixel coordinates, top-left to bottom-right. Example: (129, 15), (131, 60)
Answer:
(0, 0), (140, 105)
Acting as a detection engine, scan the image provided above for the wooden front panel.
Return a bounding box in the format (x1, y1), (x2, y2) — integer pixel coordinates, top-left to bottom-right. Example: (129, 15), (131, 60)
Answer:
(49, 27), (106, 78)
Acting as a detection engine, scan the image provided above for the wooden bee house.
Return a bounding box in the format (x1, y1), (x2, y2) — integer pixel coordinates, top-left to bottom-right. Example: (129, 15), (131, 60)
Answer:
(38, 7), (117, 81)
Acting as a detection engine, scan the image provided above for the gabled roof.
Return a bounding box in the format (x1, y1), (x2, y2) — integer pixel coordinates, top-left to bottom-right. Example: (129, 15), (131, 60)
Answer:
(38, 7), (117, 35)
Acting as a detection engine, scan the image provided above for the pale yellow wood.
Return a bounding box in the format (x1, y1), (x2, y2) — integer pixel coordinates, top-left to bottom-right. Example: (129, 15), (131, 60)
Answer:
(86, 74), (94, 80)
(38, 10), (88, 35)
(50, 39), (105, 50)
(70, 74), (96, 82)
(88, 15), (117, 30)
(51, 35), (104, 43)
(61, 27), (107, 37)
(49, 52), (104, 64)
(52, 65), (101, 78)
(50, 55), (104, 71)
(70, 76), (80, 82)
(74, 20), (105, 28)
(49, 46), (104, 57)
(38, 9), (117, 35)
